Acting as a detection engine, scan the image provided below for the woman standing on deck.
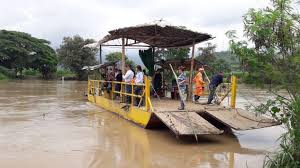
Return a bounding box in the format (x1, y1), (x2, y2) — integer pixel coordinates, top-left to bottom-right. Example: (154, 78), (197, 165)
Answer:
(123, 65), (134, 103)
(177, 66), (187, 110)
(193, 67), (205, 102)
(134, 65), (144, 106)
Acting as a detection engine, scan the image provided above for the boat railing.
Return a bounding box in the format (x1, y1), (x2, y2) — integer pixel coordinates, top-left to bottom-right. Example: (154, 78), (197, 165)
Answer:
(88, 77), (153, 111)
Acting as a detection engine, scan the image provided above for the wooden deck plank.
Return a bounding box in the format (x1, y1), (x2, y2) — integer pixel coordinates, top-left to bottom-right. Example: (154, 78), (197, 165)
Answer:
(154, 112), (223, 135)
(205, 108), (280, 130)
(152, 99), (206, 112)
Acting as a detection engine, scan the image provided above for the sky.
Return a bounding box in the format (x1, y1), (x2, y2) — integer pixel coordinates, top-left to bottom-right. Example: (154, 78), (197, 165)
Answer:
(0, 0), (274, 50)
(1, 0), (298, 62)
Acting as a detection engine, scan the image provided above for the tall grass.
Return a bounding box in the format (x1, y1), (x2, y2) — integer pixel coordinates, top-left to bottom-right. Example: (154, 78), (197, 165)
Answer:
(264, 99), (300, 168)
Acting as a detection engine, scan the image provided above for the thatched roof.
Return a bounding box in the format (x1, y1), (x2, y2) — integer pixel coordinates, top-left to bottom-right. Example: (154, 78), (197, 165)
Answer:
(156, 58), (204, 70)
(99, 23), (213, 48)
(82, 61), (117, 71)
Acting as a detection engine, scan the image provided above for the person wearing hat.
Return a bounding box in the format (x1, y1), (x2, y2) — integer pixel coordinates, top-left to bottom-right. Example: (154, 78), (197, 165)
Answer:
(193, 67), (205, 102)
(177, 66), (187, 110)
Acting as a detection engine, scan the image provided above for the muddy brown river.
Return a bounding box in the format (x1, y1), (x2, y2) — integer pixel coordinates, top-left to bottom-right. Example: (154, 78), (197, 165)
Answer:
(0, 80), (284, 168)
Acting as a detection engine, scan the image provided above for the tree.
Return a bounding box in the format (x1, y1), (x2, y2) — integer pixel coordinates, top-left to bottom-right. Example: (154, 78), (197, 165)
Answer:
(0, 30), (57, 79)
(155, 48), (190, 61)
(196, 43), (231, 76)
(105, 52), (122, 62)
(227, 0), (300, 167)
(57, 35), (98, 80)
(105, 52), (135, 68)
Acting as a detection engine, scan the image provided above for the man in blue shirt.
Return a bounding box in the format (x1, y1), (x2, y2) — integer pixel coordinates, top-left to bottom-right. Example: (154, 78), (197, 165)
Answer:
(177, 66), (187, 110)
(207, 72), (224, 104)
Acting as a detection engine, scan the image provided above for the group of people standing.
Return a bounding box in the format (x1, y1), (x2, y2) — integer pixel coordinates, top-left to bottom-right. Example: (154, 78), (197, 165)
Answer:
(177, 66), (224, 110)
(121, 64), (144, 106)
(105, 64), (224, 110)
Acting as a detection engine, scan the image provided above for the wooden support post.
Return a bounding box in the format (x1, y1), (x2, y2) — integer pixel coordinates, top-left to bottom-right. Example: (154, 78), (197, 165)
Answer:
(87, 80), (90, 96)
(121, 37), (126, 74)
(229, 152), (234, 168)
(188, 43), (195, 101)
(230, 75), (237, 108)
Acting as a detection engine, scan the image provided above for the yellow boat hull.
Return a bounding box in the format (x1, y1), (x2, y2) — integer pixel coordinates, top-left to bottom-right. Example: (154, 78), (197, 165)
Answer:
(88, 94), (160, 128)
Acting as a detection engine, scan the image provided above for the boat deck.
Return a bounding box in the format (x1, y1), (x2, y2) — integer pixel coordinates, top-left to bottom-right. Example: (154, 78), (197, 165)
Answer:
(91, 95), (280, 137)
(150, 98), (280, 136)
(152, 98), (207, 112)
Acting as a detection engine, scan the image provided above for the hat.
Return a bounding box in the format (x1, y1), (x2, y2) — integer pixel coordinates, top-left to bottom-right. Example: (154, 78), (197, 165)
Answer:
(178, 66), (185, 70)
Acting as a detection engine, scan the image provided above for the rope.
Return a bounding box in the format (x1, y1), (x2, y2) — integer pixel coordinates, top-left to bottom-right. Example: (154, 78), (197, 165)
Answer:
(150, 83), (161, 100)
(233, 108), (276, 124)
(231, 88), (276, 124)
(137, 90), (145, 107)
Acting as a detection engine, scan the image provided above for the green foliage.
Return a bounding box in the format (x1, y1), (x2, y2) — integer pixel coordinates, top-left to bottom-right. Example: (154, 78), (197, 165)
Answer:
(105, 52), (135, 67)
(155, 48), (190, 61)
(215, 51), (240, 68)
(56, 69), (75, 78)
(227, 0), (300, 167)
(105, 52), (122, 62)
(0, 73), (8, 80)
(57, 35), (98, 80)
(227, 0), (300, 96)
(257, 97), (300, 168)
(0, 30), (57, 79)
(23, 68), (40, 76)
(196, 43), (231, 76)
(0, 66), (15, 78)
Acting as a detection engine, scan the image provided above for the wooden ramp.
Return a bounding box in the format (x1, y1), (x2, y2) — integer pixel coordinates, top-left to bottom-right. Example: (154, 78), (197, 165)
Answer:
(154, 111), (223, 136)
(204, 108), (280, 130)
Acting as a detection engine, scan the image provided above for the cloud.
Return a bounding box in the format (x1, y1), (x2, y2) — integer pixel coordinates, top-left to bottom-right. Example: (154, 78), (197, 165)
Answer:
(1, 0), (271, 51)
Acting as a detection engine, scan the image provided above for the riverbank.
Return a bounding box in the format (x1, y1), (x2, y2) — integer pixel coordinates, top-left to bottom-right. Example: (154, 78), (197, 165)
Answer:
(0, 73), (8, 80)
(0, 67), (77, 81)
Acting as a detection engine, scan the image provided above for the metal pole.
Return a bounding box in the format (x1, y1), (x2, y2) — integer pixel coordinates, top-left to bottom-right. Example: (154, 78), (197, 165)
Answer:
(189, 42), (195, 101)
(230, 75), (237, 108)
(145, 77), (150, 111)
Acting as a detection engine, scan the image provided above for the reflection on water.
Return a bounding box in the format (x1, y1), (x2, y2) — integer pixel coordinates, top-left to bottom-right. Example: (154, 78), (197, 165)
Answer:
(0, 80), (284, 168)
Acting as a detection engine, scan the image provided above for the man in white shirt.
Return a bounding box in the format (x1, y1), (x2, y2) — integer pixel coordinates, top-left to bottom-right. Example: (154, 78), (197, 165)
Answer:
(134, 65), (144, 106)
(123, 64), (134, 103)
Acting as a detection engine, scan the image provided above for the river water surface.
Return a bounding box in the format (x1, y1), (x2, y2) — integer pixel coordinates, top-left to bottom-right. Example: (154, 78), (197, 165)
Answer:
(0, 80), (284, 168)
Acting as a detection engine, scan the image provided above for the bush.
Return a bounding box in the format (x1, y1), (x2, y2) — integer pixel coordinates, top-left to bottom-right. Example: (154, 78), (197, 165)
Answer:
(0, 66), (15, 78)
(0, 73), (8, 80)
(263, 99), (300, 168)
(23, 68), (41, 76)
(56, 69), (76, 78)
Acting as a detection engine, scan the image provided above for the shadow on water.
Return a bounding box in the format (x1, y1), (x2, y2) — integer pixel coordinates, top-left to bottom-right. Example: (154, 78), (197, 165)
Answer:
(86, 107), (268, 168)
